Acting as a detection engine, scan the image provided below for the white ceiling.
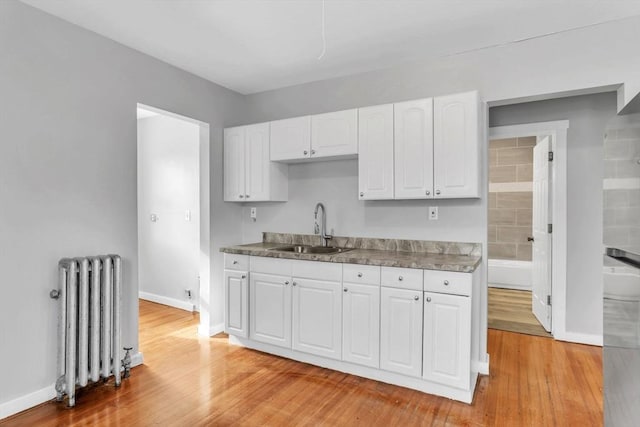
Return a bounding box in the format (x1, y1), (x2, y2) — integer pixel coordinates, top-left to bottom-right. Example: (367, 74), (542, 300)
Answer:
(21, 0), (640, 94)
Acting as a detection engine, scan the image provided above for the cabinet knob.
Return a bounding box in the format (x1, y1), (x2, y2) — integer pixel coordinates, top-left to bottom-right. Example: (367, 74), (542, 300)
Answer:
(444, 280), (449, 286)
(311, 149), (316, 155)
(435, 190), (441, 195)
(239, 194), (244, 198)
(284, 281), (290, 285)
(343, 288), (348, 292)
(246, 194), (250, 199)
(426, 297), (431, 302)
(360, 192), (364, 197)
(357, 272), (363, 278)
(233, 260), (238, 264)
(426, 190), (431, 196)
(304, 150), (308, 155)
(414, 295), (420, 301)
(292, 282), (297, 286)
(398, 276), (403, 281)
(241, 274), (246, 279)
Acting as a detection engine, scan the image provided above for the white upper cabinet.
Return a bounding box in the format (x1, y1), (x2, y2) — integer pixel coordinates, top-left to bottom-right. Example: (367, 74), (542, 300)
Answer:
(394, 98), (434, 199)
(224, 123), (288, 202)
(433, 91), (480, 198)
(270, 116), (312, 161)
(311, 109), (358, 159)
(358, 104), (394, 200)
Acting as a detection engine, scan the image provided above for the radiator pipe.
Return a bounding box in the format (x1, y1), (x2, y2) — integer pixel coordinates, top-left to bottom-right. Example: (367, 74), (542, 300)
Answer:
(66, 260), (78, 407)
(112, 255), (122, 386)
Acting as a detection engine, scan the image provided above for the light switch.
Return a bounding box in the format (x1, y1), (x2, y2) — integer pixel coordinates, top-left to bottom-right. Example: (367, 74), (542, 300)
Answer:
(428, 206), (438, 220)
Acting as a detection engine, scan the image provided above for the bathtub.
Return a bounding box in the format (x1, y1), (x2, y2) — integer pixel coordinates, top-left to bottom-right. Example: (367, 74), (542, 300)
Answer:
(488, 259), (532, 290)
(604, 265), (640, 301)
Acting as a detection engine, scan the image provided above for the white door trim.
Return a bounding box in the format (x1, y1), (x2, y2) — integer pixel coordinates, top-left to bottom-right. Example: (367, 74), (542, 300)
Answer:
(136, 103), (211, 337)
(489, 120), (570, 342)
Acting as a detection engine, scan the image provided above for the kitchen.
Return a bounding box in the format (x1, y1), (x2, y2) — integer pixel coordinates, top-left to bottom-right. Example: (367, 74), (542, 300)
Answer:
(1, 0), (639, 425)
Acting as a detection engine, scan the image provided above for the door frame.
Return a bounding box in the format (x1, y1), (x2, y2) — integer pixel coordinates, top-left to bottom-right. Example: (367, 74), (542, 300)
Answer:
(136, 103), (211, 336)
(489, 120), (569, 341)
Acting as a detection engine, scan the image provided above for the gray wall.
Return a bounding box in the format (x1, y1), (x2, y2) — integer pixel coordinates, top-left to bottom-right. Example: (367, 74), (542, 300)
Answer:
(490, 92), (618, 336)
(0, 1), (245, 406)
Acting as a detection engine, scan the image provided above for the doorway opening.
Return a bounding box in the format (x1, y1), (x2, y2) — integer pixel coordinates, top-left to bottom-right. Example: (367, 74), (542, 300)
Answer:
(487, 121), (569, 339)
(136, 104), (211, 336)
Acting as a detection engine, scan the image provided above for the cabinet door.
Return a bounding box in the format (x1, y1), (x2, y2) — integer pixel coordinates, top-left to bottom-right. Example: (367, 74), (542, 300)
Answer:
(342, 283), (380, 368)
(224, 270), (248, 337)
(250, 272), (292, 348)
(311, 109), (358, 158)
(423, 292), (471, 389)
(433, 91), (480, 198)
(394, 98), (434, 199)
(223, 127), (246, 201)
(244, 123), (270, 201)
(380, 287), (423, 378)
(292, 277), (342, 360)
(270, 116), (311, 161)
(358, 104), (394, 200)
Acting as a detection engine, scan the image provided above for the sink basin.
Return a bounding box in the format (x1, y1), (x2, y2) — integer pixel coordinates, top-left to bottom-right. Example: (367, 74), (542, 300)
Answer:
(268, 245), (352, 255)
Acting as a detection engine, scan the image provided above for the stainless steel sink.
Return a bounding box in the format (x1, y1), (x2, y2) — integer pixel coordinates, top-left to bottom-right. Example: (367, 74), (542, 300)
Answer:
(268, 245), (352, 255)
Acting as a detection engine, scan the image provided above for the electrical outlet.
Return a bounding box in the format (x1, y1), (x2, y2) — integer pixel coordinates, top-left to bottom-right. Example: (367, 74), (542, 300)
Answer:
(429, 206), (438, 220)
(250, 207), (257, 221)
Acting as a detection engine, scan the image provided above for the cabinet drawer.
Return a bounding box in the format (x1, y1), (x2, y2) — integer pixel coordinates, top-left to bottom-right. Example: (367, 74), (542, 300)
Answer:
(381, 267), (423, 291)
(224, 254), (249, 271)
(423, 269), (471, 297)
(291, 260), (341, 282)
(343, 264), (380, 285)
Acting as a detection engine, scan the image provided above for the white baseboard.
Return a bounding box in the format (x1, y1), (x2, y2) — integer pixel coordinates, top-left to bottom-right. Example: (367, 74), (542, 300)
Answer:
(556, 331), (603, 346)
(473, 353), (490, 375)
(198, 322), (225, 337)
(0, 351), (143, 421)
(0, 384), (56, 421)
(139, 291), (195, 312)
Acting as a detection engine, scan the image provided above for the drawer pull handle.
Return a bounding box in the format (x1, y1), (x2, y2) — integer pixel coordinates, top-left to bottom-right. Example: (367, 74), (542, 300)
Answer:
(426, 297), (431, 302)
(444, 280), (449, 286)
(413, 295), (420, 301)
(398, 276), (403, 281)
(357, 272), (363, 278)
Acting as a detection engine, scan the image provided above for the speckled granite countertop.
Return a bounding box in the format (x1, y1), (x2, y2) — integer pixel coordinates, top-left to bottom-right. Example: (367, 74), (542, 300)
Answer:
(220, 233), (482, 273)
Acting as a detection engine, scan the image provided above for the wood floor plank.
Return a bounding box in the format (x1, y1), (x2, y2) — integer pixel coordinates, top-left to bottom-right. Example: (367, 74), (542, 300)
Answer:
(1, 300), (602, 426)
(488, 288), (552, 338)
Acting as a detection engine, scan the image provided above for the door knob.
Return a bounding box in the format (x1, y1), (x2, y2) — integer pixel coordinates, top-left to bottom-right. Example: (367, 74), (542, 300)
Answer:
(527, 237), (534, 242)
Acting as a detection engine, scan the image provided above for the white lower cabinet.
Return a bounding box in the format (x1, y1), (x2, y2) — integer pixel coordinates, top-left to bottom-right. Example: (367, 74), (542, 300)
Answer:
(292, 277), (342, 359)
(380, 287), (423, 378)
(423, 291), (471, 389)
(342, 282), (380, 368)
(250, 272), (292, 348)
(224, 270), (249, 338)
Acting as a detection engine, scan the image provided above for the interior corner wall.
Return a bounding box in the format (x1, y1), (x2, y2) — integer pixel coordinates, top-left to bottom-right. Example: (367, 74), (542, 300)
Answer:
(0, 0), (245, 409)
(489, 92), (618, 337)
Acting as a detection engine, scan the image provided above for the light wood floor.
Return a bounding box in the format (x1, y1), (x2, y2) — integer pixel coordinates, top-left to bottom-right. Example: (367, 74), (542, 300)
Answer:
(488, 288), (552, 338)
(2, 300), (602, 426)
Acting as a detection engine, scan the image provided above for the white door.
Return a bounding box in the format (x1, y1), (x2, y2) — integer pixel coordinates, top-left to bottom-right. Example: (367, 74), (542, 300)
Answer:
(311, 109), (358, 158)
(358, 104), (394, 200)
(223, 126), (245, 201)
(292, 278), (342, 360)
(342, 283), (380, 368)
(380, 287), (423, 378)
(423, 292), (471, 389)
(224, 270), (248, 338)
(433, 91), (480, 198)
(532, 136), (552, 332)
(394, 98), (434, 199)
(270, 116), (311, 161)
(250, 272), (292, 348)
(244, 123), (270, 201)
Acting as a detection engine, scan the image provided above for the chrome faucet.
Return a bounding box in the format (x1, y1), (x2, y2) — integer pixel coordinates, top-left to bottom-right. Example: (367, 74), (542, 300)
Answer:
(314, 202), (333, 247)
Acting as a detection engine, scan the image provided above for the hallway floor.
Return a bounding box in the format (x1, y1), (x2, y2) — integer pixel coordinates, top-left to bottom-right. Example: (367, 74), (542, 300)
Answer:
(488, 287), (552, 338)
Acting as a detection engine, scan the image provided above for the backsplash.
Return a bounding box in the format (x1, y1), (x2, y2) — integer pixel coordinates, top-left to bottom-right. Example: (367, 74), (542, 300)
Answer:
(488, 137), (534, 261)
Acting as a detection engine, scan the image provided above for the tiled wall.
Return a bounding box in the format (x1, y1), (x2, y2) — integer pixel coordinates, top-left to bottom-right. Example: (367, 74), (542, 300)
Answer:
(603, 119), (640, 253)
(488, 137), (535, 261)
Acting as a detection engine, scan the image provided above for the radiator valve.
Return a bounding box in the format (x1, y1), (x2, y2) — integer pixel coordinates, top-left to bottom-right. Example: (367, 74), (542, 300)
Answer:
(122, 347), (133, 378)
